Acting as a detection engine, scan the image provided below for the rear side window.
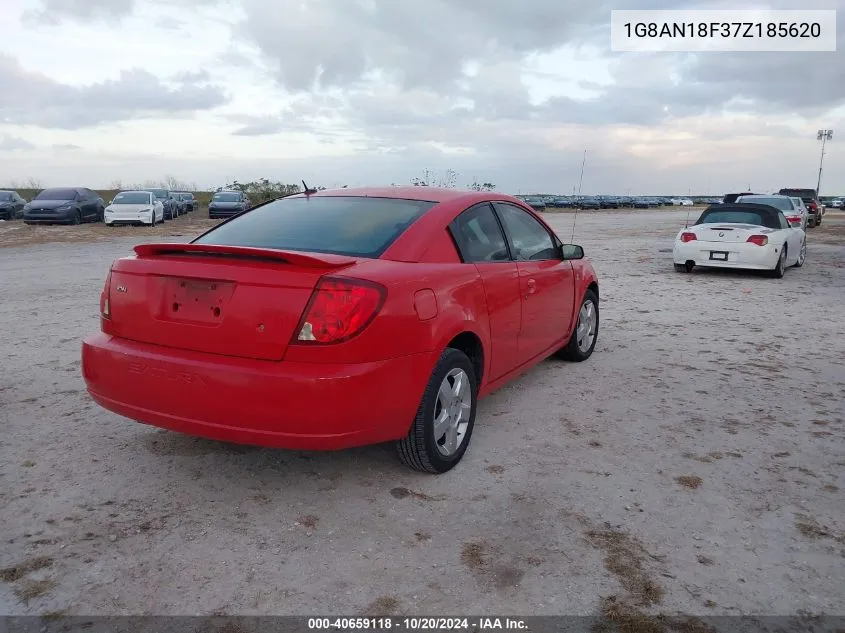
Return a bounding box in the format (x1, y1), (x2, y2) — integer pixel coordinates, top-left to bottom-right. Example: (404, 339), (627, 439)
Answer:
(450, 203), (510, 262)
(193, 195), (434, 258)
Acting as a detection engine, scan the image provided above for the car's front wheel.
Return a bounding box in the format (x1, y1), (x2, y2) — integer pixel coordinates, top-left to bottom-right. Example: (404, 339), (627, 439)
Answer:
(396, 348), (477, 474)
(556, 289), (599, 362)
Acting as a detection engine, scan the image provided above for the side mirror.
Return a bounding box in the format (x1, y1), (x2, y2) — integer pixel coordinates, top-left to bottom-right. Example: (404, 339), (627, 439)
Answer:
(561, 244), (585, 260)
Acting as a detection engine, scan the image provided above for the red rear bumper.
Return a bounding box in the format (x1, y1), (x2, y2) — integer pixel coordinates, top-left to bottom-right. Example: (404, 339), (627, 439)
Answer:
(82, 333), (435, 450)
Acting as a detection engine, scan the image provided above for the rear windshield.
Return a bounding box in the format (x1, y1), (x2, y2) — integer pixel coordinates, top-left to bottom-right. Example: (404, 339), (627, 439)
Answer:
(738, 197), (792, 210)
(113, 192), (151, 205)
(34, 188), (77, 201)
(695, 209), (778, 228)
(779, 189), (815, 198)
(193, 195), (435, 258)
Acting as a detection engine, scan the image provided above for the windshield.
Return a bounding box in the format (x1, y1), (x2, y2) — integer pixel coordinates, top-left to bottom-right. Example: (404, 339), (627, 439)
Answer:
(193, 195), (434, 258)
(696, 209), (776, 228)
(212, 193), (242, 202)
(0, 192), (12, 201)
(738, 196), (792, 210)
(149, 189), (168, 199)
(34, 189), (77, 201)
(113, 192), (151, 205)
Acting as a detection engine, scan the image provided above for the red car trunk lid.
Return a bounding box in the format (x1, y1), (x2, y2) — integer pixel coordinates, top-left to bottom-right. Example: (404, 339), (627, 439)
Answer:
(105, 243), (357, 360)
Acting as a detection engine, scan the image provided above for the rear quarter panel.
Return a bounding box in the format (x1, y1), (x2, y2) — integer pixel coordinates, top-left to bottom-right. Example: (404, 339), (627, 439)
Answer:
(282, 259), (491, 368)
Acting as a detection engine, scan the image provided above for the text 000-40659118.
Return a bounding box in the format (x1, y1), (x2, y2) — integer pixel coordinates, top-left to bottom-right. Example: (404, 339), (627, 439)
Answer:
(610, 9), (836, 52)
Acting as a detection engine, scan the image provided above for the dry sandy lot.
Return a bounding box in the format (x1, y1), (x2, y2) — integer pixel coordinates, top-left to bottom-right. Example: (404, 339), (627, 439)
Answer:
(1, 209), (843, 622)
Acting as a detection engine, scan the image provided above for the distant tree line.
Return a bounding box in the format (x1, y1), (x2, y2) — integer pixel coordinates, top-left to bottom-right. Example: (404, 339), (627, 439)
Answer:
(5, 169), (496, 202)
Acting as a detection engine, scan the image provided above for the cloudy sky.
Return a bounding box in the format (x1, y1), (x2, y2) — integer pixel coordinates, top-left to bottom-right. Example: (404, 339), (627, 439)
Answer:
(0, 0), (843, 195)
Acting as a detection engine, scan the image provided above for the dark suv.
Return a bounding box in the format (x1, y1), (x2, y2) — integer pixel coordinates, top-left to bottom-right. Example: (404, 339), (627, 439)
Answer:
(778, 188), (823, 227)
(23, 188), (104, 224)
(208, 190), (250, 219)
(148, 188), (178, 220)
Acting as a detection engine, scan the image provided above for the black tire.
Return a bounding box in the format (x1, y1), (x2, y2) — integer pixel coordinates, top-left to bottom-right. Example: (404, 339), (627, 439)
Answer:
(557, 289), (599, 362)
(770, 246), (786, 278)
(72, 211), (81, 225)
(396, 348), (478, 474)
(674, 263), (691, 273)
(793, 238), (806, 268)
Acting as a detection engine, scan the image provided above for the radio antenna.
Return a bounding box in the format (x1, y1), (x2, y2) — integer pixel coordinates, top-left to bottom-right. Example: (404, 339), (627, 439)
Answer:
(571, 148), (587, 243)
(684, 207), (691, 228)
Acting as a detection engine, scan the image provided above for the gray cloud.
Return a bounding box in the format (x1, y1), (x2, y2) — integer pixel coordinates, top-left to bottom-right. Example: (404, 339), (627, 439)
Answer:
(24, 0), (223, 22)
(230, 0), (844, 137)
(23, 0), (135, 24)
(0, 55), (229, 129)
(0, 134), (35, 151)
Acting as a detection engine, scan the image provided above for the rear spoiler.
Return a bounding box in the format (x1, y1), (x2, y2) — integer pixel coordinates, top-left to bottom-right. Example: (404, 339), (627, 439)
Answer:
(133, 243), (356, 269)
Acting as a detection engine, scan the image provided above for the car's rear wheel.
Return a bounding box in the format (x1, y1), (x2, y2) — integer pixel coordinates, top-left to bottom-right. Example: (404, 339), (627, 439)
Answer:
(771, 246), (786, 278)
(396, 348), (477, 474)
(556, 289), (599, 362)
(674, 263), (692, 273)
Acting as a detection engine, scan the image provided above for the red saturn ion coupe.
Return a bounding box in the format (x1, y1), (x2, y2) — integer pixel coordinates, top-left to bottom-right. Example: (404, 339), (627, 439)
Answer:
(82, 187), (600, 473)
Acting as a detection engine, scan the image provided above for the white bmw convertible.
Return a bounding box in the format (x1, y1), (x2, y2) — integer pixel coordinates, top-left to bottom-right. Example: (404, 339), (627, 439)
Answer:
(673, 202), (806, 278)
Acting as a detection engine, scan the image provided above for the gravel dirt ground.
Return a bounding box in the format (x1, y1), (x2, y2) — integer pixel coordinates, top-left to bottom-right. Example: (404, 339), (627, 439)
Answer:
(1, 209), (843, 620)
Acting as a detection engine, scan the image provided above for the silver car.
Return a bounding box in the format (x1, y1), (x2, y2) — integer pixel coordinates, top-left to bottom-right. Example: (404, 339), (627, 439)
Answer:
(787, 197), (810, 229)
(735, 194), (806, 229)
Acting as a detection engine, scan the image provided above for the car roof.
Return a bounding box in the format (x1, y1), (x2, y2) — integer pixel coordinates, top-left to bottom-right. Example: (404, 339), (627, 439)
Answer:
(287, 186), (482, 204)
(119, 190), (153, 195)
(738, 194), (789, 198)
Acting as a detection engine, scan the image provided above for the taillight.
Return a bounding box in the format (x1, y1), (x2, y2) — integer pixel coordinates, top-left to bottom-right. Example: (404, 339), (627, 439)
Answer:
(747, 235), (768, 246)
(786, 216), (800, 224)
(808, 201), (817, 210)
(99, 269), (112, 320)
(680, 232), (696, 242)
(293, 277), (386, 344)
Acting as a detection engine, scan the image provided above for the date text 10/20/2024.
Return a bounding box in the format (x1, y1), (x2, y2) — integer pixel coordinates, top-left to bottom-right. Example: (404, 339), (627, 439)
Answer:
(307, 618), (528, 630)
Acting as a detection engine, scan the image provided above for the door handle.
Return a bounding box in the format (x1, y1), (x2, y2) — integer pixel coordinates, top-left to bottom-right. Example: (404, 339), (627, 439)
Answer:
(526, 278), (536, 296)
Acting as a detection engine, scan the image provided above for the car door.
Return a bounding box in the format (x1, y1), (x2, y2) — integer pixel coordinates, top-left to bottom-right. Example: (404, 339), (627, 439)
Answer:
(449, 202), (522, 382)
(492, 201), (576, 363)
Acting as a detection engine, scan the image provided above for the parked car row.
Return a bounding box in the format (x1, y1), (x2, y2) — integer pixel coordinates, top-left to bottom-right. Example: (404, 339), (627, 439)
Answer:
(0, 187), (205, 225)
(517, 195), (696, 211)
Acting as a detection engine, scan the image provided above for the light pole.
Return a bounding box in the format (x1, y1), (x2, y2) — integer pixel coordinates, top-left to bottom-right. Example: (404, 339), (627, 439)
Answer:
(817, 129), (833, 194)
